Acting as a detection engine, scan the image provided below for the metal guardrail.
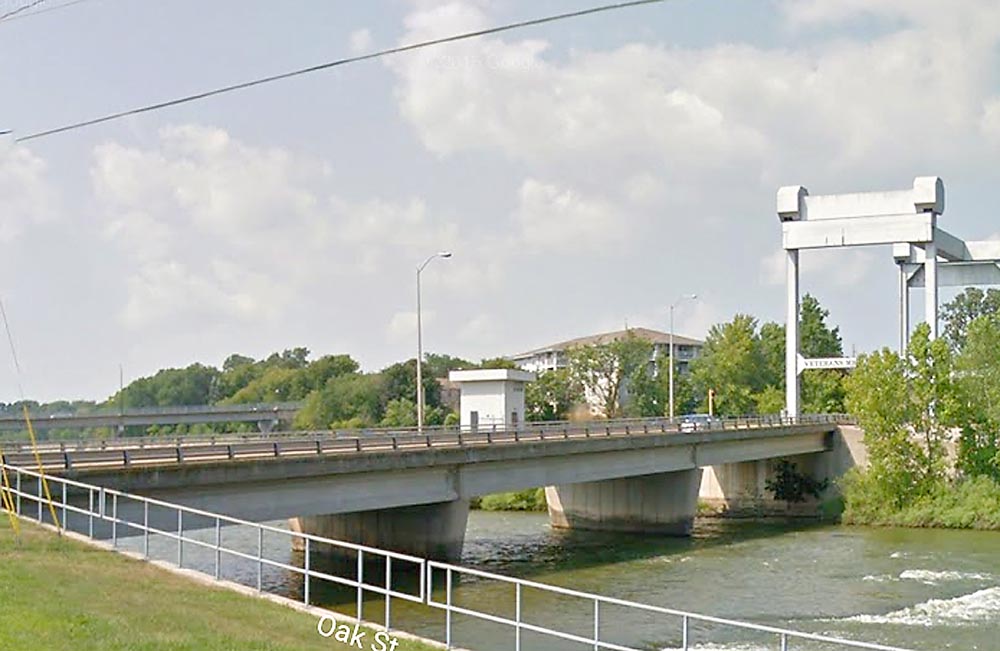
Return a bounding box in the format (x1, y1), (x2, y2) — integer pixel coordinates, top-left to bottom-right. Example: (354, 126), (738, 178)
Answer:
(0, 414), (854, 472)
(0, 401), (304, 420)
(0, 401), (304, 432)
(1, 463), (915, 651)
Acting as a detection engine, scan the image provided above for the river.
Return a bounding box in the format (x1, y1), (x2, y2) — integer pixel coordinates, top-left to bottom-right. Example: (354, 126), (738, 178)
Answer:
(111, 510), (999, 651)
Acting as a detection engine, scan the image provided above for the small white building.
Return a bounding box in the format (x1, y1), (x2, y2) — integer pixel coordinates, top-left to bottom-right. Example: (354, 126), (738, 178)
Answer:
(448, 369), (536, 430)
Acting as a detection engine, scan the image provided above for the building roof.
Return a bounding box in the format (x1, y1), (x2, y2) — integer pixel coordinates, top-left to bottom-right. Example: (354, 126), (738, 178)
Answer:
(449, 369), (536, 383)
(508, 327), (704, 360)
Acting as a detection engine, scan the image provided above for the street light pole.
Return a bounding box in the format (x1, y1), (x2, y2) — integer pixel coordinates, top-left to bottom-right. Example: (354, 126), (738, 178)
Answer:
(668, 294), (698, 420)
(416, 251), (452, 433)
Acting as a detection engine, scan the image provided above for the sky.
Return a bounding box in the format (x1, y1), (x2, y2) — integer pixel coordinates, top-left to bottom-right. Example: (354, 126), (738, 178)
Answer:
(0, 0), (999, 403)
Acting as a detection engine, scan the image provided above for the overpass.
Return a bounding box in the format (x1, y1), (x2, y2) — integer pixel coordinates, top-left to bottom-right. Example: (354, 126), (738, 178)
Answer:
(0, 402), (302, 431)
(4, 414), (860, 560)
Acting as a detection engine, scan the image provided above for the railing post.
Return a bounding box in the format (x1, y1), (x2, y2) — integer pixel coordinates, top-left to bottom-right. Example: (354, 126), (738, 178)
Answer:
(112, 494), (118, 548)
(15, 471), (20, 515)
(385, 556), (392, 631)
(780, 632), (788, 651)
(143, 501), (149, 559)
(682, 614), (689, 650)
(445, 567), (453, 649)
(304, 538), (311, 605)
(593, 599), (600, 651)
(515, 581), (522, 651)
(214, 517), (221, 580)
(36, 476), (42, 521)
(172, 504), (186, 566)
(357, 550), (364, 622)
(61, 481), (67, 532)
(257, 526), (263, 592)
(88, 489), (94, 538)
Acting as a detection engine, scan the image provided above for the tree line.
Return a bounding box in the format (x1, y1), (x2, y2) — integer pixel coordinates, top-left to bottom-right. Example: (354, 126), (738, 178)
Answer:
(842, 287), (1000, 528)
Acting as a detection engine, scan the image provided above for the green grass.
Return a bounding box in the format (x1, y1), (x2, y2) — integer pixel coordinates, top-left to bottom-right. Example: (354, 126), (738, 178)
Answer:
(842, 473), (1000, 529)
(0, 518), (441, 651)
(475, 488), (547, 512)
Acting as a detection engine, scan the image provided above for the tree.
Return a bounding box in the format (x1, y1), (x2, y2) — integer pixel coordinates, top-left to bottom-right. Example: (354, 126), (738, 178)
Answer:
(380, 398), (418, 427)
(942, 288), (1000, 350)
(379, 359), (441, 411)
(689, 314), (766, 416)
(111, 363), (220, 408)
(951, 315), (1000, 480)
(800, 294), (843, 357)
(844, 324), (952, 507)
(567, 331), (653, 418)
(765, 459), (829, 509)
(525, 368), (581, 421)
(476, 356), (519, 370)
(294, 374), (382, 429)
(423, 353), (474, 378)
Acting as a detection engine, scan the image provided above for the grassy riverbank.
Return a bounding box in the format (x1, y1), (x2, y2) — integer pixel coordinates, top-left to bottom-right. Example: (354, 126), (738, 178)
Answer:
(472, 488), (547, 512)
(841, 473), (1000, 530)
(0, 519), (440, 651)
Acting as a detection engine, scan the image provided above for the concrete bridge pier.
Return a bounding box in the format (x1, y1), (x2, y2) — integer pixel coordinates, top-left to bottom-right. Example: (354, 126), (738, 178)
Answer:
(545, 469), (703, 535)
(289, 499), (470, 561)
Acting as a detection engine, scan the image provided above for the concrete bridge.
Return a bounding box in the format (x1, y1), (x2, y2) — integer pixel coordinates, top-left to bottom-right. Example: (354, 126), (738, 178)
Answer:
(0, 402), (302, 431)
(4, 415), (862, 561)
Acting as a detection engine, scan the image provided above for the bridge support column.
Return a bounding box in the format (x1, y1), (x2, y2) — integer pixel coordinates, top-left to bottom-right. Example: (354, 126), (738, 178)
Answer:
(289, 499), (470, 561)
(545, 469), (703, 535)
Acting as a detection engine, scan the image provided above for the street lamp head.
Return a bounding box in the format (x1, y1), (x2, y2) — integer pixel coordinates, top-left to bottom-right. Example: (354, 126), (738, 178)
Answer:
(439, 251), (453, 259)
(687, 293), (698, 300)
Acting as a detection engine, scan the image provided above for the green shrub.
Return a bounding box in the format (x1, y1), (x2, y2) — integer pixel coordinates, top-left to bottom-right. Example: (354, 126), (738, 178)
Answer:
(842, 471), (1000, 529)
(476, 488), (548, 512)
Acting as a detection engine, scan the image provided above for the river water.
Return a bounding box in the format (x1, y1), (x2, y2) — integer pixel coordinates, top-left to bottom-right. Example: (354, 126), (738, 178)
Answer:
(109, 510), (999, 651)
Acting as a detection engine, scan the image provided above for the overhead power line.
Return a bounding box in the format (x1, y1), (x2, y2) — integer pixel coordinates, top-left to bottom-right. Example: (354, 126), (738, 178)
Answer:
(14, 0), (664, 143)
(0, 0), (92, 24)
(0, 0), (49, 21)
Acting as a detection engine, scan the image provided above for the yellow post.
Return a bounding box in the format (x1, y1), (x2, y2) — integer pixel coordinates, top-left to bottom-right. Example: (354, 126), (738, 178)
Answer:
(0, 463), (21, 537)
(22, 405), (61, 532)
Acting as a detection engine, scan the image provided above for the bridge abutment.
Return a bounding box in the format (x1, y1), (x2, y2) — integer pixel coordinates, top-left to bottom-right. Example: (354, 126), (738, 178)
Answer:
(545, 469), (703, 535)
(699, 426), (866, 515)
(289, 499), (470, 561)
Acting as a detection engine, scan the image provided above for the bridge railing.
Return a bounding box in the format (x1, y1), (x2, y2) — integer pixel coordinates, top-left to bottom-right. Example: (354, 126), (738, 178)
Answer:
(427, 561), (913, 651)
(0, 401), (303, 422)
(1, 462), (914, 651)
(1, 412), (855, 453)
(0, 413), (855, 471)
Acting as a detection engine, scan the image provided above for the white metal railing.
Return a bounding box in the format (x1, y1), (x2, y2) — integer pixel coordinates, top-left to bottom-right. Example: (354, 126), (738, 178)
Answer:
(0, 463), (423, 633)
(0, 462), (915, 651)
(426, 561), (915, 651)
(0, 414), (853, 471)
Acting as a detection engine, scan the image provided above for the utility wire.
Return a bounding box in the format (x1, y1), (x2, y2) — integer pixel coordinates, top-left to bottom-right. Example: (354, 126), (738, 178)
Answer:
(0, 0), (49, 21)
(14, 0), (664, 142)
(0, 0), (92, 24)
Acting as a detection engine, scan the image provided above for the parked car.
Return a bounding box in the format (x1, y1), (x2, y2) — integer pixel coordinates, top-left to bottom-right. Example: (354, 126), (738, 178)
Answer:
(679, 413), (722, 432)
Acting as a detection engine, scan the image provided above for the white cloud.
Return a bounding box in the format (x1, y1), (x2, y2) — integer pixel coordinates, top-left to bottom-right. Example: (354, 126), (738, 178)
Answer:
(0, 140), (53, 242)
(982, 98), (1000, 143)
(761, 247), (878, 289)
(91, 125), (473, 329)
(761, 250), (788, 287)
(389, 1), (1000, 187)
(513, 179), (620, 253)
(456, 312), (498, 345)
(349, 28), (373, 55)
(387, 309), (436, 342)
